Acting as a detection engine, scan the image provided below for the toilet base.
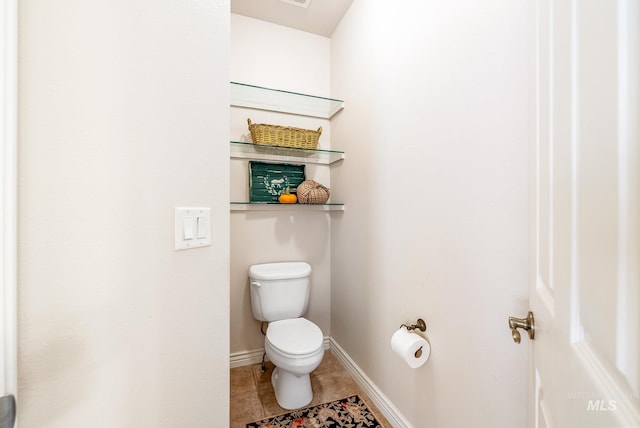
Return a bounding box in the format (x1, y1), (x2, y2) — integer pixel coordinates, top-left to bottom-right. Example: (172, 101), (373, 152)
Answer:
(271, 367), (313, 410)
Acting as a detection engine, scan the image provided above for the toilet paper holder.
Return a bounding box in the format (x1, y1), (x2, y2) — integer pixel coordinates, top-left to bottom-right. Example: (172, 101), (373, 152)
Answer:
(399, 318), (427, 358)
(400, 318), (427, 332)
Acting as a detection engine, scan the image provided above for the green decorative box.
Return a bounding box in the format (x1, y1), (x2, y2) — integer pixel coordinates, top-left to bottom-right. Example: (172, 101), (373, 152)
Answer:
(249, 161), (306, 203)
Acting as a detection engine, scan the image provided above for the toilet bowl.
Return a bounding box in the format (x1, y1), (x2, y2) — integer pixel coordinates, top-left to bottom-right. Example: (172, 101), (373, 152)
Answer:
(265, 318), (324, 409)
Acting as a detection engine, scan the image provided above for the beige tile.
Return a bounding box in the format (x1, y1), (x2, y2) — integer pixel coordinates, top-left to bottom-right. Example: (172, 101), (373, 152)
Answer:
(230, 389), (263, 428)
(313, 350), (344, 376)
(257, 384), (287, 418)
(230, 365), (256, 397)
(331, 371), (360, 397)
(309, 372), (338, 405)
(251, 361), (275, 392)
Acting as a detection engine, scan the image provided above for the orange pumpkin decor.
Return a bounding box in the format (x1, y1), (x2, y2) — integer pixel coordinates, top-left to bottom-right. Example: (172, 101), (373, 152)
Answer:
(278, 187), (297, 204)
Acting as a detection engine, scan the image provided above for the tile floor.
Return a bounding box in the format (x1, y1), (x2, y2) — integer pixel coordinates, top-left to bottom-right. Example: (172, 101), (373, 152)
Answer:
(230, 350), (390, 427)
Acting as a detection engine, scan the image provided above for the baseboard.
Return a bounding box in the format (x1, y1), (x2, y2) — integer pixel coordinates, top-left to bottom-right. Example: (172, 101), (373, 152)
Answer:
(230, 337), (332, 369)
(230, 348), (266, 369)
(329, 337), (411, 428)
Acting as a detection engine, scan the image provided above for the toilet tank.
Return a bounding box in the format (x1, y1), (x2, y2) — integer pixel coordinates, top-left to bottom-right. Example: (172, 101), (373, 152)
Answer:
(249, 262), (312, 322)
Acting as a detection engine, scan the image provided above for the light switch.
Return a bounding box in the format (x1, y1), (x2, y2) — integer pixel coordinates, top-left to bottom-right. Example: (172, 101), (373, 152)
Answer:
(175, 207), (211, 251)
(196, 216), (208, 239)
(183, 216), (194, 240)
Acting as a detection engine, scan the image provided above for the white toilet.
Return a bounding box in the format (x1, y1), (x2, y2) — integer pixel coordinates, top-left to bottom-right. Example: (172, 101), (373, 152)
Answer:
(249, 262), (324, 410)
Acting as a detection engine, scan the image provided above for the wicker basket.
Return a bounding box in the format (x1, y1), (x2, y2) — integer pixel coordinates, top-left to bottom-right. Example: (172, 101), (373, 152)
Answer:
(247, 118), (322, 150)
(296, 180), (330, 204)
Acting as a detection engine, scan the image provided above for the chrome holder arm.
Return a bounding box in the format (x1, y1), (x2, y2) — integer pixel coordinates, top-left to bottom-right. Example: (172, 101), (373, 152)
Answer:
(400, 318), (427, 332)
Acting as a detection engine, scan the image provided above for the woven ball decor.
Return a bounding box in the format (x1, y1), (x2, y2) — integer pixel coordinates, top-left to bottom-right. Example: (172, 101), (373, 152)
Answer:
(296, 180), (330, 204)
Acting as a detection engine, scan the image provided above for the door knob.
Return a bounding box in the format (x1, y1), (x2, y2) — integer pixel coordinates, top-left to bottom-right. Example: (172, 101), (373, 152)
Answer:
(508, 311), (535, 343)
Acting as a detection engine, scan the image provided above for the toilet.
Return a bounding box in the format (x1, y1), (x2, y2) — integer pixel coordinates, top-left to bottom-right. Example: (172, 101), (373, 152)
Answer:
(249, 262), (324, 410)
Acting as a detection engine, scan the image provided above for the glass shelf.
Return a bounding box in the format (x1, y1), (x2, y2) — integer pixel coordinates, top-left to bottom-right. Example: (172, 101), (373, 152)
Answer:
(230, 141), (344, 165)
(230, 82), (344, 119)
(230, 202), (344, 212)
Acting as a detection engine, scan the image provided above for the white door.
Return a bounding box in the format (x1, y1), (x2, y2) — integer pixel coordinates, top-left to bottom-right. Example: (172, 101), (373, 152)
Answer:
(527, 0), (640, 427)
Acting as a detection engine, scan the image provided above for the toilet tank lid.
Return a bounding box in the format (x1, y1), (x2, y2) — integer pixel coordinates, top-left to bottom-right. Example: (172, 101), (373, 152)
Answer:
(249, 262), (311, 280)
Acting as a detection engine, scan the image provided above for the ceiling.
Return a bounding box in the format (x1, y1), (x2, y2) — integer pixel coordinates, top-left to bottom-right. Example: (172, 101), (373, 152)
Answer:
(231, 0), (354, 37)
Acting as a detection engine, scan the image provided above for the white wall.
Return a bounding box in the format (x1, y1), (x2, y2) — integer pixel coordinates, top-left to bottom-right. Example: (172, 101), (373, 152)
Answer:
(229, 15), (334, 355)
(330, 1), (530, 426)
(18, 1), (229, 426)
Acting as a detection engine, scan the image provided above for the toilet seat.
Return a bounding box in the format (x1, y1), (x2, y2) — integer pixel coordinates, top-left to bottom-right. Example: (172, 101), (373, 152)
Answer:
(266, 318), (323, 357)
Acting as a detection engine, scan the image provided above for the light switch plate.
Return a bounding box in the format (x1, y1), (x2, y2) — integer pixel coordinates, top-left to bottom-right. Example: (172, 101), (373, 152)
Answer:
(175, 207), (211, 250)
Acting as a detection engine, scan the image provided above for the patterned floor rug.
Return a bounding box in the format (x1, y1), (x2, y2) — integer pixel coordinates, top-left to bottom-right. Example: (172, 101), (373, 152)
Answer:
(246, 394), (383, 428)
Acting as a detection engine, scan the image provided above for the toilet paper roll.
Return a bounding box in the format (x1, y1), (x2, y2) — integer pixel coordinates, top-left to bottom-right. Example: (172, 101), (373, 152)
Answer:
(391, 328), (431, 368)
